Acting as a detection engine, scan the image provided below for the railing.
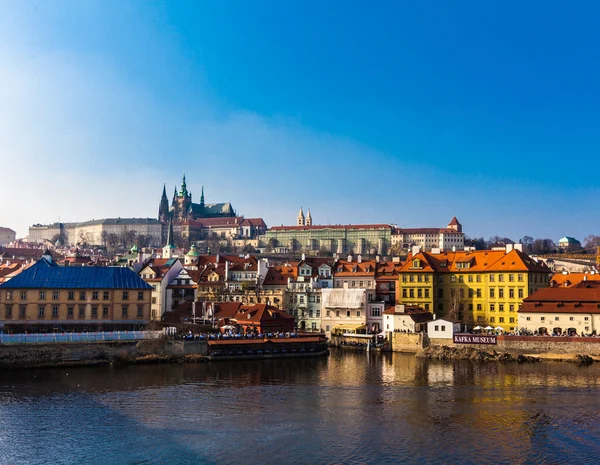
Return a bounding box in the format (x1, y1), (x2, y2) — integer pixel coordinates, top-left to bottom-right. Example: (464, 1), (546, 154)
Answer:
(0, 331), (162, 345)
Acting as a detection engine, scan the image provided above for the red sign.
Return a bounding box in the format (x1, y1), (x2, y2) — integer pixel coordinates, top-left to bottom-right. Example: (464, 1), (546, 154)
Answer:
(453, 334), (497, 345)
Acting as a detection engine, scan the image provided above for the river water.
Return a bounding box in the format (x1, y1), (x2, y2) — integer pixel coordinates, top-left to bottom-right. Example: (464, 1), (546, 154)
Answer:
(1, 349), (600, 465)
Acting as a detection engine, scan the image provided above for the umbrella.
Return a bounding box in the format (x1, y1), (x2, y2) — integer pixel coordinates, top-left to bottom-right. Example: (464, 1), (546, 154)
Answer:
(484, 326), (494, 330)
(495, 326), (504, 331)
(473, 326), (482, 330)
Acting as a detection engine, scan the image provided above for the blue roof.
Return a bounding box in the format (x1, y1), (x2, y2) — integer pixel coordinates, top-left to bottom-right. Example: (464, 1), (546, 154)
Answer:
(0, 258), (152, 290)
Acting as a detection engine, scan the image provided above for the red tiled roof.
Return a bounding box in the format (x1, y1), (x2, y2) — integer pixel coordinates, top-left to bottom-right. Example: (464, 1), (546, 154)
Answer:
(269, 224), (392, 231)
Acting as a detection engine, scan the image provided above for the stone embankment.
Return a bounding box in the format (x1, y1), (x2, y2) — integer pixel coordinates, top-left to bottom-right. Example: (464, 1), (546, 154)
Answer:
(417, 345), (539, 363)
(0, 339), (208, 369)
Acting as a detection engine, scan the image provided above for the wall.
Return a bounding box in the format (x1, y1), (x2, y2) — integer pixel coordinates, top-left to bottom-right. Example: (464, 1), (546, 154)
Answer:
(0, 339), (208, 368)
(391, 332), (425, 353)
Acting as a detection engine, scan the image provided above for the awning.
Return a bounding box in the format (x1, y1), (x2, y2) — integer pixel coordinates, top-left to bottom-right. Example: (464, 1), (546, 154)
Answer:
(335, 324), (367, 331)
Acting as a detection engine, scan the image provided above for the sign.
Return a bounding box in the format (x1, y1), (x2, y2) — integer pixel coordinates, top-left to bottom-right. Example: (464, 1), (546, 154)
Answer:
(453, 334), (497, 345)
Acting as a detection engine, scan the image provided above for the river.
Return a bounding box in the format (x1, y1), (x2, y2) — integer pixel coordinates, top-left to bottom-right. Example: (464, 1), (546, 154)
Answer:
(1, 349), (600, 464)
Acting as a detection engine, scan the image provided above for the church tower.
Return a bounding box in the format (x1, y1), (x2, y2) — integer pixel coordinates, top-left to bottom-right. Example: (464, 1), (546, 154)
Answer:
(297, 207), (305, 226)
(158, 184), (170, 223)
(163, 218), (176, 259)
(306, 209), (313, 226)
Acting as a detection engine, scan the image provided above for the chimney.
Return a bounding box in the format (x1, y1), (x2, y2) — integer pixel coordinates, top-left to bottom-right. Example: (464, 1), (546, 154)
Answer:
(584, 275), (588, 281)
(216, 254), (220, 264)
(412, 245), (421, 256)
(376, 255), (380, 263)
(225, 261), (229, 281)
(357, 255), (362, 263)
(301, 253), (306, 261)
(348, 255), (352, 262)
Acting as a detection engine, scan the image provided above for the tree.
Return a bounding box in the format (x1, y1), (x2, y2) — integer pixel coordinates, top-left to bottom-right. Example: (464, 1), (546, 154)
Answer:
(242, 244), (255, 254)
(583, 235), (600, 251)
(531, 238), (557, 254)
(448, 288), (465, 321)
(290, 239), (300, 257)
(487, 236), (514, 248)
(464, 236), (487, 250)
(135, 234), (152, 248)
(266, 238), (279, 253)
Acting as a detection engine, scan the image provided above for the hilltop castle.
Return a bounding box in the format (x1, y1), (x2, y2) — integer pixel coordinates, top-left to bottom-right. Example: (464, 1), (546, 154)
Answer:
(158, 174), (236, 223)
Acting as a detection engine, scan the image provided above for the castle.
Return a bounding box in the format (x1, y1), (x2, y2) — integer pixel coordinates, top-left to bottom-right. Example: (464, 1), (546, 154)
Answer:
(159, 174), (236, 223)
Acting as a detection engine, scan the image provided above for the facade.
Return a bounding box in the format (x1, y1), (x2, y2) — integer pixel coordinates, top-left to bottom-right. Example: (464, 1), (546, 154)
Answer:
(139, 257), (184, 320)
(397, 244), (551, 332)
(28, 218), (162, 247)
(321, 287), (367, 335)
(382, 305), (433, 333)
(261, 221), (393, 256)
(550, 271), (600, 288)
(175, 216), (266, 243)
(0, 227), (17, 245)
(391, 217), (465, 252)
(159, 175), (236, 223)
(0, 252), (152, 332)
(518, 286), (600, 336)
(426, 318), (461, 339)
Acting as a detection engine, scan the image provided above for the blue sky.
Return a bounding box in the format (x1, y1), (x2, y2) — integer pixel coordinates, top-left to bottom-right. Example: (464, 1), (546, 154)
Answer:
(1, 1), (598, 241)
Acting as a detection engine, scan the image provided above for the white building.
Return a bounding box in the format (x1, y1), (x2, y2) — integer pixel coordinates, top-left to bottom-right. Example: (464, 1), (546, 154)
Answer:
(426, 317), (461, 339)
(383, 305), (433, 333)
(321, 287), (367, 336)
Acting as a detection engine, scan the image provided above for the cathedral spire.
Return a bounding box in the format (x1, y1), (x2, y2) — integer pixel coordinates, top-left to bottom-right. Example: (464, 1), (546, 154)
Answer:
(297, 207), (305, 226)
(180, 173), (188, 197)
(306, 208), (312, 226)
(159, 184), (169, 222)
(200, 186), (205, 207)
(163, 218), (176, 259)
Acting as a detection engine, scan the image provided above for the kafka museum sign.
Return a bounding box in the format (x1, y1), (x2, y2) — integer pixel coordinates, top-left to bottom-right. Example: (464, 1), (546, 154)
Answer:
(453, 334), (497, 345)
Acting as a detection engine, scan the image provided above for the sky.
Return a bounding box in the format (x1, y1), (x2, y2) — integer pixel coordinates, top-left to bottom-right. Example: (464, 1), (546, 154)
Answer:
(1, 0), (599, 241)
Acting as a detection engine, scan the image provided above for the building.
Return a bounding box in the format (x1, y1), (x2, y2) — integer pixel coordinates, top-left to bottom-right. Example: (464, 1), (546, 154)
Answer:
(175, 216), (267, 243)
(159, 174), (236, 223)
(28, 218), (162, 247)
(0, 251), (152, 332)
(558, 236), (582, 253)
(550, 271), (600, 288)
(321, 287), (367, 335)
(391, 217), (465, 252)
(261, 210), (393, 255)
(518, 286), (600, 336)
(383, 304), (433, 333)
(426, 317), (461, 339)
(396, 244), (552, 332)
(0, 227), (16, 245)
(139, 257), (184, 320)
(229, 303), (295, 334)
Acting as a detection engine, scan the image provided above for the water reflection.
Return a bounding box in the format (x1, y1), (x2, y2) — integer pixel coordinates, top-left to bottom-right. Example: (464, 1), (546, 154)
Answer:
(1, 351), (600, 464)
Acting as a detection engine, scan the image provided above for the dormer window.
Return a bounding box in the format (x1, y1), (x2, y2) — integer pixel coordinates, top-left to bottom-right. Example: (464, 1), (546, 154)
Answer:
(413, 259), (420, 268)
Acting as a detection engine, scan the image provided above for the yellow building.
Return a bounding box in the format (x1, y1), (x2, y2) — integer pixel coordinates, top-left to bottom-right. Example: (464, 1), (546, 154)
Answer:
(397, 245), (551, 331)
(0, 252), (152, 332)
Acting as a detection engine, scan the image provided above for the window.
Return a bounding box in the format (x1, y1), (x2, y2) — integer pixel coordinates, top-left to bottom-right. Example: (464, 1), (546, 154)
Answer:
(555, 316), (559, 321)
(417, 289), (422, 298)
(490, 274), (495, 282)
(346, 311), (351, 317)
(437, 275), (444, 283)
(477, 304), (482, 311)
(151, 297), (156, 304)
(372, 308), (381, 317)
(103, 306), (109, 317)
(402, 289), (408, 298)
(499, 304), (504, 312)
(509, 274), (514, 282)
(409, 289), (414, 298)
(103, 291), (110, 300)
(359, 281), (363, 287)
(490, 289), (495, 298)
(499, 289), (504, 298)
(490, 317), (495, 323)
(476, 289), (482, 298)
(441, 325), (446, 331)
(509, 289), (515, 299)
(499, 317), (504, 323)
(5, 291), (13, 300)
(518, 274), (524, 282)
(39, 290), (46, 300)
(518, 289), (524, 299)
(316, 296), (321, 304)
(476, 275), (482, 283)
(434, 325), (439, 331)
(451, 276), (456, 283)
(468, 289), (474, 298)
(336, 311), (340, 317)
(38, 306), (45, 317)
(67, 306), (74, 317)
(357, 311), (361, 317)
(92, 306), (98, 317)
(52, 291), (59, 300)
(490, 304), (495, 312)
(20, 290), (27, 300)
(326, 325), (330, 332)
(541, 316), (545, 321)
(52, 306), (59, 317)
(92, 291), (99, 300)
(509, 305), (515, 312)
(4, 305), (12, 318)
(425, 289), (430, 298)
(78, 306), (85, 317)
(122, 305), (129, 318)
(526, 317), (530, 321)
(570, 316), (574, 321)
(122, 291), (129, 300)
(468, 275), (474, 283)
(137, 306), (143, 317)
(79, 291), (85, 301)
(309, 296), (315, 303)
(19, 305), (26, 317)
(459, 276), (464, 283)
(138, 291), (144, 301)
(326, 310), (331, 317)
(499, 274), (504, 282)
(437, 289), (443, 298)
(316, 309), (320, 317)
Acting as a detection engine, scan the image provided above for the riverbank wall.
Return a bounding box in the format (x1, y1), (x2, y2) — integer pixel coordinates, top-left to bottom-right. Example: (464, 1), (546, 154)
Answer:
(388, 333), (600, 360)
(0, 339), (209, 369)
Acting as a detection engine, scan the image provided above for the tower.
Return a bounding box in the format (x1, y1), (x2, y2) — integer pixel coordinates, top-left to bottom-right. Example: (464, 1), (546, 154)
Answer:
(297, 207), (305, 226)
(306, 209), (312, 226)
(158, 184), (170, 223)
(448, 216), (462, 233)
(163, 218), (176, 259)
